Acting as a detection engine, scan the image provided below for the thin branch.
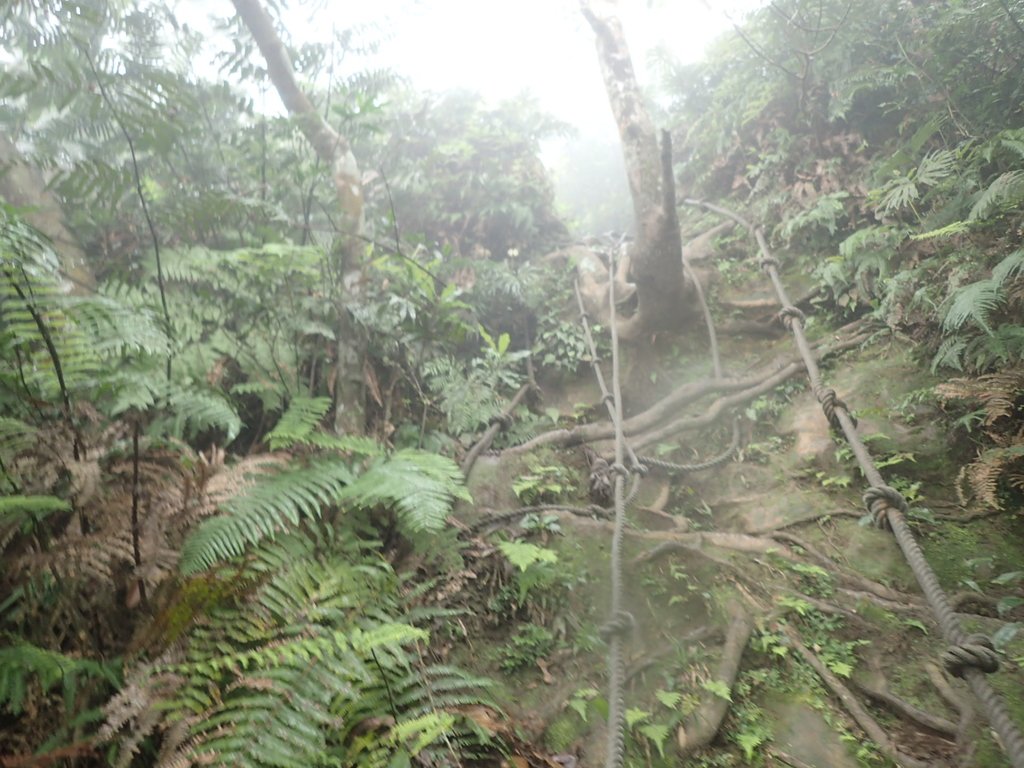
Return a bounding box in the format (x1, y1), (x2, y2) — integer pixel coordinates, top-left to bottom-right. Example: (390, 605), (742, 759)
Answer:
(702, 0), (799, 79)
(82, 49), (173, 383)
(130, 418), (147, 609)
(4, 271), (81, 462)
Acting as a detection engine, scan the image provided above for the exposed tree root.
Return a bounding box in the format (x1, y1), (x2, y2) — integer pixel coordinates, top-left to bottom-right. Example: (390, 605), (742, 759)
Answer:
(757, 508), (864, 533)
(837, 587), (925, 615)
(676, 601), (754, 758)
(505, 329), (869, 454)
(925, 662), (976, 761)
(771, 531), (919, 605)
(625, 626), (718, 685)
(632, 531), (796, 563)
(767, 748), (818, 768)
(851, 679), (958, 738)
(629, 360), (807, 450)
(461, 383), (532, 475)
(784, 626), (935, 768)
(461, 503), (611, 536)
(719, 285), (820, 312)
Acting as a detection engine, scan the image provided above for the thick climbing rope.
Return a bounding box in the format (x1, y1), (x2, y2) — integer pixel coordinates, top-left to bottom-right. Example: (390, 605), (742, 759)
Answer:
(573, 279), (644, 476)
(602, 253), (630, 768)
(575, 235), (740, 768)
(685, 197), (1024, 768)
(635, 416), (740, 474)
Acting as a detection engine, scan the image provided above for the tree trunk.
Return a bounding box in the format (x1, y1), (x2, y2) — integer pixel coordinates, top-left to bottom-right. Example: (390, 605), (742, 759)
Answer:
(232, 0), (364, 434)
(581, 0), (689, 334)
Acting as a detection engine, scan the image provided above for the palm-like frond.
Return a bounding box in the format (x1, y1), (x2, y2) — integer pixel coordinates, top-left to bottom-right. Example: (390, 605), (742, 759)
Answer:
(941, 279), (1002, 334)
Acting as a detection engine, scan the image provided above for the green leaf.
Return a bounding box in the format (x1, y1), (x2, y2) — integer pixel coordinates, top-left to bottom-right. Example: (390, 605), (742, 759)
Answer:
(266, 396), (332, 450)
(736, 728), (767, 760)
(655, 689), (683, 710)
(827, 660), (854, 678)
(497, 541), (558, 572)
(992, 571), (1024, 586)
(903, 618), (929, 635)
(638, 723), (670, 757)
(625, 707), (650, 728)
(997, 596), (1024, 617)
(701, 679), (732, 701)
(337, 449), (471, 534)
(992, 622), (1021, 649)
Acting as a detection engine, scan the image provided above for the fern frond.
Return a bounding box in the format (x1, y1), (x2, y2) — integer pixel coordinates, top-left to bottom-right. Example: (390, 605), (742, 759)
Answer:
(991, 249), (1024, 286)
(166, 385), (243, 443)
(969, 170), (1024, 221)
(337, 449), (471, 534)
(941, 279), (1002, 333)
(911, 220), (971, 241)
(266, 396), (331, 450)
(180, 458), (354, 575)
(0, 417), (38, 461)
(958, 445), (1024, 509)
(63, 295), (169, 357)
(0, 640), (116, 715)
(966, 171), (1024, 222)
(0, 495), (69, 536)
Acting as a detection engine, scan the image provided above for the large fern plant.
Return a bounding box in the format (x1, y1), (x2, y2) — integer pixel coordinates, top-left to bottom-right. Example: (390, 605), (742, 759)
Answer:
(104, 526), (499, 768)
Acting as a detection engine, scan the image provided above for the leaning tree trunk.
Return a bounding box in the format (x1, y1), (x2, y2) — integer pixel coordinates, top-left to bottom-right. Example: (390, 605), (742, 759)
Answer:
(232, 0), (364, 434)
(581, 0), (689, 335)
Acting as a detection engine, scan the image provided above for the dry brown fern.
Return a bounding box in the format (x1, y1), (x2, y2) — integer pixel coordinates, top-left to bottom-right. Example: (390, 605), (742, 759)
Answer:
(937, 368), (1024, 509)
(99, 653), (188, 768)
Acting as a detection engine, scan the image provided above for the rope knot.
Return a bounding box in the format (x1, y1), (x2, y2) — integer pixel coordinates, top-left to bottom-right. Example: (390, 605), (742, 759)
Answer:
(609, 462), (630, 479)
(599, 610), (635, 642)
(814, 386), (855, 430)
(588, 457), (613, 503)
(942, 634), (999, 678)
(758, 255), (780, 272)
(863, 485), (909, 529)
(777, 305), (806, 330)
(602, 392), (616, 406)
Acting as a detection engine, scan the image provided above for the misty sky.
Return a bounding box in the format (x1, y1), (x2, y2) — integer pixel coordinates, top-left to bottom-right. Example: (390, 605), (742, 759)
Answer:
(282, 1), (765, 137)
(386, 1), (763, 133)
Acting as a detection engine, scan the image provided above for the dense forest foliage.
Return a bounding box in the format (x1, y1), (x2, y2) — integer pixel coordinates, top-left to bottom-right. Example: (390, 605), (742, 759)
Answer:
(1, 0), (1022, 766)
